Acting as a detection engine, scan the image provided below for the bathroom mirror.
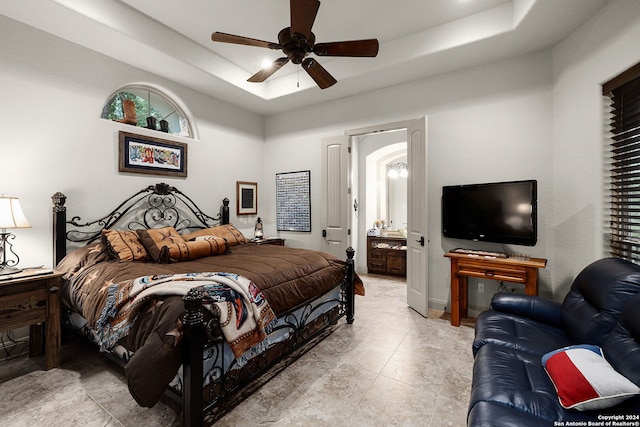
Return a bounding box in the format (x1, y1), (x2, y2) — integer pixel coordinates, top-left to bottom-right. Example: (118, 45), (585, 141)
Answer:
(361, 134), (407, 238)
(386, 156), (408, 234)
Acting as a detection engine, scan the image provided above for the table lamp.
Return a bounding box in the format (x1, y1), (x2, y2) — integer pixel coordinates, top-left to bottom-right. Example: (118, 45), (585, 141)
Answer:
(0, 195), (32, 274)
(254, 217), (263, 239)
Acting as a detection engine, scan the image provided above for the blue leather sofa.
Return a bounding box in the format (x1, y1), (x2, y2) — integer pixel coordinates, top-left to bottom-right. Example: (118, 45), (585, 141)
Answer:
(468, 257), (640, 426)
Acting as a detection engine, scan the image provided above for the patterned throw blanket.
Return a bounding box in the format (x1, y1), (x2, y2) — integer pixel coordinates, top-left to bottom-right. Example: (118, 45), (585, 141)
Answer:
(94, 272), (277, 363)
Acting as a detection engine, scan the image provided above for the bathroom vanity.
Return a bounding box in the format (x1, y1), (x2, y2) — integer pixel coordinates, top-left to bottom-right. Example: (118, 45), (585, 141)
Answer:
(366, 235), (407, 277)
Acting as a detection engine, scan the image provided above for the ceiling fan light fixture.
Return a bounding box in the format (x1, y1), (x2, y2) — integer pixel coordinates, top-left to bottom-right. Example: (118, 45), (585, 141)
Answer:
(211, 0), (379, 89)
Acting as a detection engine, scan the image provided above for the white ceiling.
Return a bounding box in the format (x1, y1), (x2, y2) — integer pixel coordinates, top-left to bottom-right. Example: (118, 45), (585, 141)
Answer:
(1, 0), (610, 116)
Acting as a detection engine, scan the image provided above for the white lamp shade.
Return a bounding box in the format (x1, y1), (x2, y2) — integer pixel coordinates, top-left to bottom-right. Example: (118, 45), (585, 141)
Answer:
(0, 196), (32, 229)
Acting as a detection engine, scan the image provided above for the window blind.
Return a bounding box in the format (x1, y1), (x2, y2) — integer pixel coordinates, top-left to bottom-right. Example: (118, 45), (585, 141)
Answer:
(604, 62), (640, 262)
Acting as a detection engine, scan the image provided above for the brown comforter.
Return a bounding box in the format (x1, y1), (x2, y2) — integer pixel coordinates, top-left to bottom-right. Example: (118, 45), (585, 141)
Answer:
(57, 242), (362, 407)
(61, 243), (360, 319)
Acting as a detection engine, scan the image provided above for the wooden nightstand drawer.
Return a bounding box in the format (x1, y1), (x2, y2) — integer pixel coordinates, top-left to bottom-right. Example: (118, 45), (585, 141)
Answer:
(0, 288), (47, 331)
(0, 272), (63, 369)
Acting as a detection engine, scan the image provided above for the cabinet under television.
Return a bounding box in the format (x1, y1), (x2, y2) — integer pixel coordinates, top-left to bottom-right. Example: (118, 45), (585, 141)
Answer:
(367, 235), (407, 277)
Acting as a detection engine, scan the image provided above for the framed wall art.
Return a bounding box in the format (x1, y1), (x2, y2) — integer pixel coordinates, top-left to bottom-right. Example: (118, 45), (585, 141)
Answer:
(237, 181), (258, 215)
(276, 170), (311, 232)
(119, 131), (187, 177)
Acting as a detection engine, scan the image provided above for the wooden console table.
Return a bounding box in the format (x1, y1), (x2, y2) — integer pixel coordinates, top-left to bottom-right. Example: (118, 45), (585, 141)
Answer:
(444, 251), (547, 327)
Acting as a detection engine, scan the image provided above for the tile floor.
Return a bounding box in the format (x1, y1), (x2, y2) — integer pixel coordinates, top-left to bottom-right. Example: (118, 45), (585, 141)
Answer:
(0, 274), (476, 426)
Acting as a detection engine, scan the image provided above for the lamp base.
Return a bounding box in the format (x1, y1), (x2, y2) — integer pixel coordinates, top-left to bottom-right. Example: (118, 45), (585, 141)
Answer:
(0, 267), (22, 276)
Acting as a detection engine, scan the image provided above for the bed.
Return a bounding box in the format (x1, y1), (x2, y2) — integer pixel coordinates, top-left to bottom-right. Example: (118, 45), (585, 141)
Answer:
(51, 183), (361, 426)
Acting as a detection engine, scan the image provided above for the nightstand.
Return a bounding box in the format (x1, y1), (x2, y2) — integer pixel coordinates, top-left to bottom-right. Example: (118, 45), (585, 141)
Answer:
(0, 271), (63, 369)
(252, 238), (286, 246)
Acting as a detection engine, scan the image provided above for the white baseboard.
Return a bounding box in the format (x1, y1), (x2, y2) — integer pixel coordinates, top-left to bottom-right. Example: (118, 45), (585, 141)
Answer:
(429, 298), (488, 318)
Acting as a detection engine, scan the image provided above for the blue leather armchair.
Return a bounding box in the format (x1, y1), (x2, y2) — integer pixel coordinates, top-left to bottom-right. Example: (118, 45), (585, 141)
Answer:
(468, 258), (640, 426)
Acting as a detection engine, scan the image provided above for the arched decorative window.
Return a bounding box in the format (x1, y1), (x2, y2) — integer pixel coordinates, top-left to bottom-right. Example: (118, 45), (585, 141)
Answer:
(101, 84), (194, 138)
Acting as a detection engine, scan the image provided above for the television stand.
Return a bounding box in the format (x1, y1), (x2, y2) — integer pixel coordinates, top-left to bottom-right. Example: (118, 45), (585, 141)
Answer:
(444, 250), (547, 326)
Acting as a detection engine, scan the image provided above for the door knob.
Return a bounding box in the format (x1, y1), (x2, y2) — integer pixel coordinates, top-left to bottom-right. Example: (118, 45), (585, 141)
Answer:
(416, 236), (425, 246)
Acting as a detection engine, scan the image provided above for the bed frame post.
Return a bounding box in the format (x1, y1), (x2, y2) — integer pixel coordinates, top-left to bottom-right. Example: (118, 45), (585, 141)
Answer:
(52, 192), (67, 267)
(182, 289), (205, 427)
(345, 246), (355, 324)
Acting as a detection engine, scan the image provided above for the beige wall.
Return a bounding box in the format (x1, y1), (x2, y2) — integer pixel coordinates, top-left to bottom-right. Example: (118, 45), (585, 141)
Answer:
(264, 52), (554, 312)
(551, 0), (640, 299)
(0, 15), (265, 269)
(260, 0), (640, 312)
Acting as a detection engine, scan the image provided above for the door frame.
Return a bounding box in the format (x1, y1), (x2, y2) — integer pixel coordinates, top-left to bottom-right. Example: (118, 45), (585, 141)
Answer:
(344, 118), (428, 316)
(346, 120), (415, 274)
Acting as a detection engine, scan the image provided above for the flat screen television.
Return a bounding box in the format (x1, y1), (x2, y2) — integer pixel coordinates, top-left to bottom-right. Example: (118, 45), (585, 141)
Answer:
(442, 179), (537, 246)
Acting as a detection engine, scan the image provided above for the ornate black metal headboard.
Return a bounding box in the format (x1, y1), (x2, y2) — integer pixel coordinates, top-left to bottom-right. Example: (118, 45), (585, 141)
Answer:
(52, 182), (230, 266)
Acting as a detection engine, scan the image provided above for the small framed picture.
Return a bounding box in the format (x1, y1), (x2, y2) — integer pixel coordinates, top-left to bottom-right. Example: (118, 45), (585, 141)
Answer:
(119, 131), (187, 177)
(237, 181), (257, 215)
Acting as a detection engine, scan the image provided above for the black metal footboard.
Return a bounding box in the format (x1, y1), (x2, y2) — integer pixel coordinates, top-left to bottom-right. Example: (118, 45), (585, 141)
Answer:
(180, 247), (356, 427)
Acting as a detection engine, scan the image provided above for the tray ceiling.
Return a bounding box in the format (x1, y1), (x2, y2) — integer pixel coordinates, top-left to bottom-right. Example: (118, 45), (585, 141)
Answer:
(0, 0), (610, 115)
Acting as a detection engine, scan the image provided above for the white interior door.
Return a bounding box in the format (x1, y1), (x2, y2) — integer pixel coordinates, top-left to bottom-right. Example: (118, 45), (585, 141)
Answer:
(321, 135), (351, 258)
(406, 117), (429, 317)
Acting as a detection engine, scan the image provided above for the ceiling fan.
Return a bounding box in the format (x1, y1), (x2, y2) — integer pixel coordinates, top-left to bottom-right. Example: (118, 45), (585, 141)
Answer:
(211, 0), (379, 89)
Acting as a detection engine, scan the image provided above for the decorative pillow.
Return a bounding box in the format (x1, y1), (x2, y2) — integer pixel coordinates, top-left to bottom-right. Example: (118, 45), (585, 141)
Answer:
(137, 226), (184, 263)
(163, 237), (229, 262)
(181, 224), (247, 246)
(138, 227), (229, 263)
(102, 229), (149, 262)
(542, 344), (640, 411)
(193, 235), (230, 245)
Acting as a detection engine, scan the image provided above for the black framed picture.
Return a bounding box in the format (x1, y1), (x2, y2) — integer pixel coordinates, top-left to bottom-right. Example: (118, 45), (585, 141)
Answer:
(237, 181), (258, 215)
(276, 170), (311, 232)
(119, 131), (187, 177)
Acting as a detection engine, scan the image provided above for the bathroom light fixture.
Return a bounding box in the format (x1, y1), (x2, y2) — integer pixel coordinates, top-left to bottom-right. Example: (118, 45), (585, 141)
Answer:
(388, 162), (408, 179)
(0, 196), (32, 274)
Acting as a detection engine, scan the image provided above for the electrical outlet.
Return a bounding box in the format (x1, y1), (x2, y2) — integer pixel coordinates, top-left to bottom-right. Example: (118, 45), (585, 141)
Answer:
(478, 282), (485, 293)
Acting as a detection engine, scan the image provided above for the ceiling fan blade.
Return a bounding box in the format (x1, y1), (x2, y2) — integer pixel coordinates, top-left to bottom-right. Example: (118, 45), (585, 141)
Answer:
(211, 32), (280, 49)
(302, 58), (337, 89)
(247, 58), (289, 83)
(313, 39), (379, 57)
(290, 0), (320, 42)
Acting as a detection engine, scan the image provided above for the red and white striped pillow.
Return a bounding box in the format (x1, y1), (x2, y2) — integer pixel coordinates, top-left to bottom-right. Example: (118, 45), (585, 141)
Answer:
(542, 344), (640, 411)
